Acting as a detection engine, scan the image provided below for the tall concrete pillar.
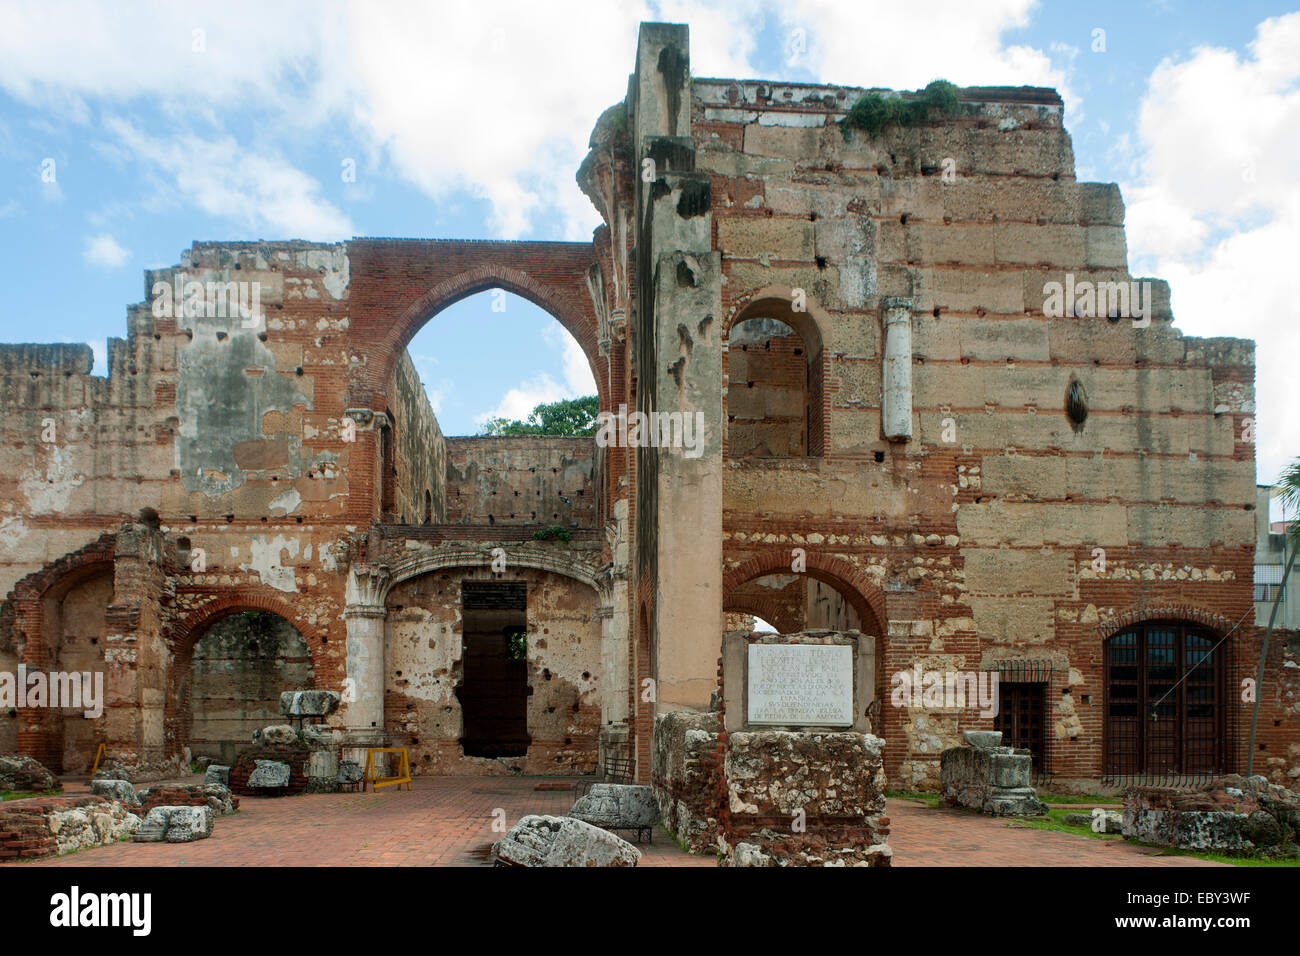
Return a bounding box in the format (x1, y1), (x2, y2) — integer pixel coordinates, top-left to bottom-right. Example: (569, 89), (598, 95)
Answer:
(632, 23), (724, 714)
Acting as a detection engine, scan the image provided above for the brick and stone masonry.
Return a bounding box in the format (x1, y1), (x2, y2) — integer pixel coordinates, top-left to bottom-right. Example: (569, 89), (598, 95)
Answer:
(0, 21), (1286, 802)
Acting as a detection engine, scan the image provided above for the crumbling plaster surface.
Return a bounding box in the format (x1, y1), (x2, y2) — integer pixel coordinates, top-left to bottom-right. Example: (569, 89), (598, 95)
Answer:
(384, 566), (602, 775)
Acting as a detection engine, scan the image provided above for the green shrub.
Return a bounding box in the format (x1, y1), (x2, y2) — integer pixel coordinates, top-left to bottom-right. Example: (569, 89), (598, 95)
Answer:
(843, 80), (962, 139)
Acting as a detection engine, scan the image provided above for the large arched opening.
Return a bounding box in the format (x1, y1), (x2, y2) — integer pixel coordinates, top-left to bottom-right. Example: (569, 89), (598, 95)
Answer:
(27, 564), (114, 774)
(165, 594), (325, 762)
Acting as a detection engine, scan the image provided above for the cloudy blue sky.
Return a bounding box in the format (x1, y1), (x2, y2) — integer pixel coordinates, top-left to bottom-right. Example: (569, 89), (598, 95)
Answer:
(0, 0), (1296, 483)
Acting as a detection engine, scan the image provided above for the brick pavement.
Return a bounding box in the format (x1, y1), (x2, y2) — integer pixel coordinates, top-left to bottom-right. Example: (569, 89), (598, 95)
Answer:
(4, 780), (1223, 867)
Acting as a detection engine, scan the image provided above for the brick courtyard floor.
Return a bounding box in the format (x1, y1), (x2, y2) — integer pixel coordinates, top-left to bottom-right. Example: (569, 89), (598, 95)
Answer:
(7, 778), (1223, 867)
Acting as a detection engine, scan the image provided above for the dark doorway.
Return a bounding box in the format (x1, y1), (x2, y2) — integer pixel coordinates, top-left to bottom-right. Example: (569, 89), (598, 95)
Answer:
(994, 681), (1047, 778)
(457, 581), (529, 758)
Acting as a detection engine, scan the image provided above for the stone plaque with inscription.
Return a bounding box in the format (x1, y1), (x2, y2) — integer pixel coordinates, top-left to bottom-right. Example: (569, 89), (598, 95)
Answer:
(746, 643), (854, 726)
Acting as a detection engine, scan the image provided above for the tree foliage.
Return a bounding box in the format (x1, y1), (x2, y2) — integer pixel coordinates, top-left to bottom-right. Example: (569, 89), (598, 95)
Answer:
(481, 395), (600, 437)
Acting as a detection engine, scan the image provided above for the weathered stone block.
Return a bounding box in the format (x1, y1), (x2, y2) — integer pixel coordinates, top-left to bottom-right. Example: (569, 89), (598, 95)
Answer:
(0, 754), (60, 793)
(279, 690), (341, 718)
(204, 765), (230, 787)
(494, 815), (641, 867)
(568, 784), (660, 830)
(247, 760), (291, 789)
(90, 779), (139, 806)
(133, 805), (214, 844)
(253, 724), (299, 745)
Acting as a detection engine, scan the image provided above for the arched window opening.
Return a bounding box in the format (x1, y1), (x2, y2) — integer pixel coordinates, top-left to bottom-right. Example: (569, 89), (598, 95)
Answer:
(379, 417), (396, 520)
(725, 297), (824, 459)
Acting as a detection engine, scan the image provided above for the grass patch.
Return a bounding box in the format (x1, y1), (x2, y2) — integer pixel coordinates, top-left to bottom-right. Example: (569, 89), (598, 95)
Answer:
(1128, 843), (1300, 868)
(885, 790), (940, 807)
(1013, 807), (1118, 842)
(1, 789), (61, 802)
(1014, 810), (1300, 866)
(1035, 792), (1118, 805)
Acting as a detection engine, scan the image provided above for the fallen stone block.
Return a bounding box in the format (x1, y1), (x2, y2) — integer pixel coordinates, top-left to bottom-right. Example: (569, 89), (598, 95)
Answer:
(133, 805), (214, 844)
(301, 724), (338, 749)
(280, 690), (341, 718)
(569, 784), (659, 832)
(1064, 809), (1123, 833)
(229, 742), (309, 796)
(0, 753), (60, 794)
(204, 765), (230, 787)
(252, 724), (299, 746)
(338, 760), (363, 785)
(494, 814), (641, 867)
(247, 760), (291, 789)
(90, 779), (139, 806)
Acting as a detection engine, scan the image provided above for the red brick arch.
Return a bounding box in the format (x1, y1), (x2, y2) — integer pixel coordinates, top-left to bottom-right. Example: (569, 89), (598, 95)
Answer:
(722, 550), (886, 636)
(169, 589), (329, 660)
(1094, 603), (1241, 642)
(347, 239), (608, 412)
(165, 588), (330, 760)
(722, 592), (804, 634)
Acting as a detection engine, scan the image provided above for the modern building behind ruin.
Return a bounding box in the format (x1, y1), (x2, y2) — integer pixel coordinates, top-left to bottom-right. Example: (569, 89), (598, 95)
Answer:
(1, 23), (1295, 792)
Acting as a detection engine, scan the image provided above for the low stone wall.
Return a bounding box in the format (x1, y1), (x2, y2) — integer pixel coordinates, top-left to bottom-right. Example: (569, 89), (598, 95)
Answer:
(1122, 775), (1300, 859)
(0, 795), (140, 860)
(652, 711), (892, 865)
(724, 730), (891, 867)
(138, 784), (239, 816)
(651, 711), (723, 853)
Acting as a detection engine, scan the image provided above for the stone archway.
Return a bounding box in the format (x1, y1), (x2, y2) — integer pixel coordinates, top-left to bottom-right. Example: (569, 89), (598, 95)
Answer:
(722, 550), (887, 637)
(166, 591), (327, 761)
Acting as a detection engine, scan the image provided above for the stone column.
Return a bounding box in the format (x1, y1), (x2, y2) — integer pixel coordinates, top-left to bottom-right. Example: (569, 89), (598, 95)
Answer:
(882, 297), (913, 441)
(342, 565), (389, 743)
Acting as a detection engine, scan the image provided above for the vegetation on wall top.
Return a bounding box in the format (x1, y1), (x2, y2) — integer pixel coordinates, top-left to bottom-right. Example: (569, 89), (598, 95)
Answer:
(841, 80), (962, 139)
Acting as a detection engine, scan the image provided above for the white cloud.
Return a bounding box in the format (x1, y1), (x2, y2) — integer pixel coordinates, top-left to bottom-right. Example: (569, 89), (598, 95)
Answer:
(83, 232), (129, 267)
(105, 117), (353, 240)
(0, 1), (1080, 240)
(1122, 13), (1300, 484)
(773, 0), (1079, 118)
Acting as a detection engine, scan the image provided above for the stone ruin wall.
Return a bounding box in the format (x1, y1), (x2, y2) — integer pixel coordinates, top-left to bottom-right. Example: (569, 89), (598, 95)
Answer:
(695, 76), (1259, 787)
(0, 242), (371, 772)
(0, 21), (1294, 791)
(444, 436), (598, 528)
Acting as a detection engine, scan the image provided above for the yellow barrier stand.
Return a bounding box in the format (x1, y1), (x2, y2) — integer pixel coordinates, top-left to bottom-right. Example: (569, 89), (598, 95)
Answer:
(89, 743), (106, 778)
(363, 748), (412, 792)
